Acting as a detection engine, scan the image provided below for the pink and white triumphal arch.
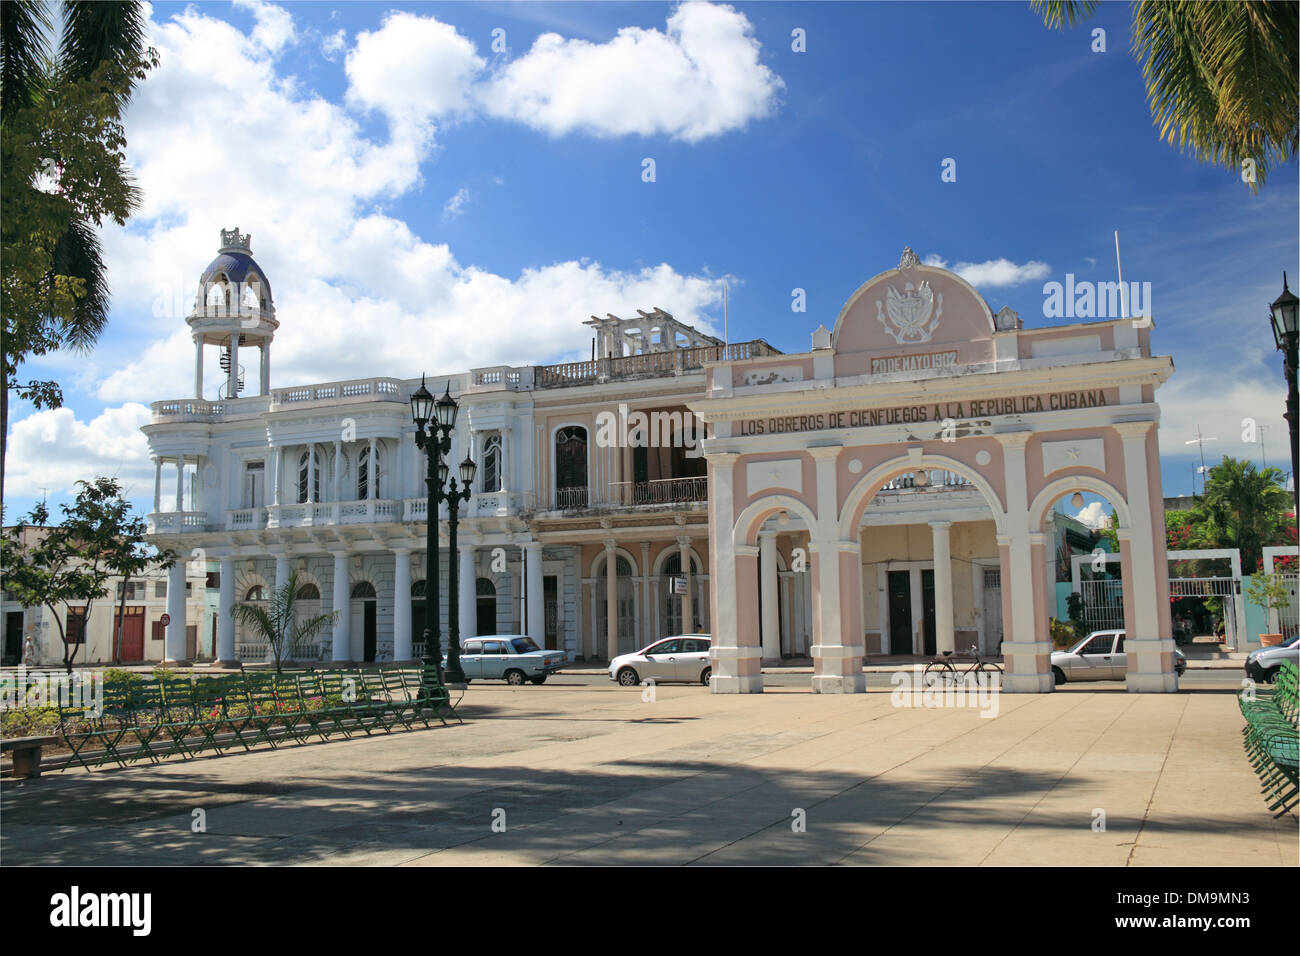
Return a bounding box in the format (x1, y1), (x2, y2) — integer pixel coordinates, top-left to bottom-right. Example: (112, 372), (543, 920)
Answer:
(693, 248), (1177, 694)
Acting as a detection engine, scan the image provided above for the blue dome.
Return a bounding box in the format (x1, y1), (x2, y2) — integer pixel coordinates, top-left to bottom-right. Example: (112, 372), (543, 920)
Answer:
(200, 252), (272, 300)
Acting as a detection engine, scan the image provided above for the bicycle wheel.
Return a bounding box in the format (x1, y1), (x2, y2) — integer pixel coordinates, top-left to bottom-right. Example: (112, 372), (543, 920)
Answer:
(923, 661), (955, 687)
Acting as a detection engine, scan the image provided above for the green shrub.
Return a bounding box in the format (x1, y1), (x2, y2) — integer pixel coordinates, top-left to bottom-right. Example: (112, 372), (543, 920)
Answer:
(1049, 617), (1077, 649)
(100, 668), (139, 685)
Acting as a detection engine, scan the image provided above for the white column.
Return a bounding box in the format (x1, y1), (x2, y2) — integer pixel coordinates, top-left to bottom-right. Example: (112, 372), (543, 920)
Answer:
(153, 459), (162, 514)
(331, 552), (351, 662)
(393, 549), (412, 662)
(678, 536), (694, 634)
(759, 529), (780, 660)
(228, 329), (239, 398)
(459, 544), (477, 640)
(997, 432), (1051, 693)
(217, 558), (236, 665)
(809, 445), (862, 693)
(368, 437), (377, 500)
(306, 444), (316, 504)
(526, 542), (544, 642)
(930, 520), (955, 654)
(163, 560), (188, 664)
(175, 458), (185, 512)
(271, 446), (282, 506)
(334, 440), (343, 503)
(709, 452), (760, 693)
(194, 337), (204, 399)
(604, 539), (618, 660)
(260, 341), (270, 395)
(1117, 421), (1176, 691)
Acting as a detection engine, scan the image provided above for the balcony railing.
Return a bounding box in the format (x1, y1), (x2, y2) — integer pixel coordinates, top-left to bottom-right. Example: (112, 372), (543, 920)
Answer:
(270, 377), (404, 408)
(547, 478), (707, 512)
(609, 476), (708, 507)
(535, 340), (779, 389)
(149, 511), (209, 532)
(878, 470), (973, 493)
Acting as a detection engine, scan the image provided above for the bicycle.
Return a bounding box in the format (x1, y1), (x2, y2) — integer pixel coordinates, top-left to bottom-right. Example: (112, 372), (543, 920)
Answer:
(923, 644), (1003, 687)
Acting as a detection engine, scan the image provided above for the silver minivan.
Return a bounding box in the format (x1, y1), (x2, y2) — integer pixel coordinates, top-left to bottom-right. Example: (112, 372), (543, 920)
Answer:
(1051, 629), (1187, 684)
(609, 636), (712, 687)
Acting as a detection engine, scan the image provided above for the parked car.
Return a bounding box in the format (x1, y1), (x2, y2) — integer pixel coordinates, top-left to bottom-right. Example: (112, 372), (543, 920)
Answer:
(1051, 629), (1187, 685)
(1244, 634), (1300, 683)
(609, 635), (712, 687)
(458, 636), (567, 685)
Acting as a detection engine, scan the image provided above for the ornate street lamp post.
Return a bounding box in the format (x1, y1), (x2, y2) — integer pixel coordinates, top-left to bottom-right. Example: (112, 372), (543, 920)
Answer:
(442, 453), (476, 684)
(1269, 273), (1299, 521)
(409, 375), (450, 671)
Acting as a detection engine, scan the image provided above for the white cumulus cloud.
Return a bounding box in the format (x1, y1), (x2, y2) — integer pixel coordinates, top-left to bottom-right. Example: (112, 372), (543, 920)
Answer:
(5, 404), (155, 499)
(477, 1), (783, 141)
(923, 255), (1051, 288)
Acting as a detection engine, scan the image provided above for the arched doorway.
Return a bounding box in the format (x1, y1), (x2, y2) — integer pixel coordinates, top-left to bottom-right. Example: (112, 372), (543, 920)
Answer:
(293, 581), (321, 660)
(555, 427), (588, 509)
(476, 578), (497, 635)
(594, 553), (636, 656)
(351, 581), (377, 662)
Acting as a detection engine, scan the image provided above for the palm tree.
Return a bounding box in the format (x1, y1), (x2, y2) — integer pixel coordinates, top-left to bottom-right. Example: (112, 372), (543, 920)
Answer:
(0, 0), (149, 511)
(1195, 456), (1293, 570)
(1031, 1), (1298, 189)
(230, 570), (340, 674)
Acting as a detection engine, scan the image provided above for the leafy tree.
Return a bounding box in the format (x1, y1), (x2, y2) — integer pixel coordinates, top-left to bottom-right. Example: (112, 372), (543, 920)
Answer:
(230, 569), (339, 674)
(0, 1), (157, 513)
(1, 477), (175, 672)
(1189, 456), (1292, 570)
(1031, 1), (1298, 190)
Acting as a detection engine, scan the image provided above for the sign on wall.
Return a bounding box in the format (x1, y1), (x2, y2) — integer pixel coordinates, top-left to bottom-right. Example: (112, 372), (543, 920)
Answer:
(735, 389), (1112, 436)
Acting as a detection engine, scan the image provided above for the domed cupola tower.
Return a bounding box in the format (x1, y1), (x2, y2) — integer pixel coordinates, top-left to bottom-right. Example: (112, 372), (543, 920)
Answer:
(186, 227), (279, 399)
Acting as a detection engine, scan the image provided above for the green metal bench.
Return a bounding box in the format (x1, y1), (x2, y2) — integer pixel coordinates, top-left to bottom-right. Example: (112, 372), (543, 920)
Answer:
(49, 665), (455, 771)
(1240, 659), (1298, 817)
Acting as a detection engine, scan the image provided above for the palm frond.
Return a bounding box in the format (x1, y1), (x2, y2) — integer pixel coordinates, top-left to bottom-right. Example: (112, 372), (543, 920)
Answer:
(1134, 0), (1297, 188)
(0, 0), (51, 117)
(58, 0), (147, 109)
(50, 217), (111, 349)
(1030, 0), (1101, 30)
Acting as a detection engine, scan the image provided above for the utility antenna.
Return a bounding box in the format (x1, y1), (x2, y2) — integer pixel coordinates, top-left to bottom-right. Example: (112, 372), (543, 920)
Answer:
(1185, 425), (1217, 495)
(1257, 423), (1272, 469)
(1114, 230), (1128, 320)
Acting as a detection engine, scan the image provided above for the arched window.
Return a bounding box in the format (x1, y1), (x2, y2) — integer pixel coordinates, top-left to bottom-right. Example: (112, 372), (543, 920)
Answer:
(481, 433), (502, 493)
(351, 581), (376, 600)
(411, 579), (426, 598)
(357, 444), (383, 499)
(244, 585), (266, 601)
(298, 449), (321, 503)
(296, 583), (320, 600)
(555, 426), (588, 508)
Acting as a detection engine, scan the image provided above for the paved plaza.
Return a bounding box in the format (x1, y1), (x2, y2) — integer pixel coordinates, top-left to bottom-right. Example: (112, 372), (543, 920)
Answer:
(3, 674), (1295, 866)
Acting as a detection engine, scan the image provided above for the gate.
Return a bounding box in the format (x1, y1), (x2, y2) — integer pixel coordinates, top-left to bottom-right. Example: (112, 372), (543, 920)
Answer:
(1168, 576), (1241, 646)
(981, 568), (1002, 655)
(1081, 578), (1125, 632)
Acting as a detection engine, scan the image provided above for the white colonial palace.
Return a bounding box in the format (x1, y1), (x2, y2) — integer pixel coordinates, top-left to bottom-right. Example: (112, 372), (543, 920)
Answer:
(145, 232), (1180, 693)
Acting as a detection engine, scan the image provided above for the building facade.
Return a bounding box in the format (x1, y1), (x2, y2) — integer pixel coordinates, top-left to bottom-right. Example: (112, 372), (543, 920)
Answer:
(143, 230), (777, 667)
(143, 234), (1179, 693)
(694, 247), (1177, 693)
(1, 524), (209, 666)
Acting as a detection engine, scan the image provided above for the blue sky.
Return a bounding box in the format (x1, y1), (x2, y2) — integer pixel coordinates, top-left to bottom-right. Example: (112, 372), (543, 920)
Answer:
(6, 0), (1297, 525)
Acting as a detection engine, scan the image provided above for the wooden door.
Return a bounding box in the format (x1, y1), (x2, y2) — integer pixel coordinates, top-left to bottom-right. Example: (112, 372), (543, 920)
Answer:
(115, 607), (145, 661)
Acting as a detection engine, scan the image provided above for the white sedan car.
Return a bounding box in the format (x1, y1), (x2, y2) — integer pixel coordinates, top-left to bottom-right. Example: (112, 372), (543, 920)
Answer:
(1051, 629), (1186, 684)
(609, 635), (712, 687)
